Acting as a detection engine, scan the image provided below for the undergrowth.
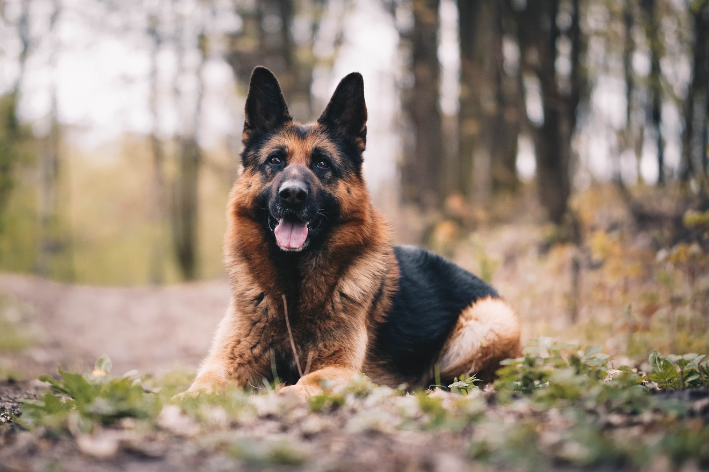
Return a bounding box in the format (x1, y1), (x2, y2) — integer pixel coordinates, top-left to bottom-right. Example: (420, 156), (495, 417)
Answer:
(9, 340), (709, 470)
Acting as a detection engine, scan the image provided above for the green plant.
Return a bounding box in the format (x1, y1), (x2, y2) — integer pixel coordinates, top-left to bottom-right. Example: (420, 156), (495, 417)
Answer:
(648, 350), (709, 389)
(20, 355), (160, 432)
(308, 391), (345, 413)
(448, 374), (480, 394)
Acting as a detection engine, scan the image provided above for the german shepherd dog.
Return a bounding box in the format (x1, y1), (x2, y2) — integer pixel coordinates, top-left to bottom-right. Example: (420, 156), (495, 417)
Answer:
(186, 67), (521, 396)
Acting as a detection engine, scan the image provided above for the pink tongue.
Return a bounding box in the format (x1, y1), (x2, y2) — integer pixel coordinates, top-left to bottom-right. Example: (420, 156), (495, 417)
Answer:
(274, 219), (309, 249)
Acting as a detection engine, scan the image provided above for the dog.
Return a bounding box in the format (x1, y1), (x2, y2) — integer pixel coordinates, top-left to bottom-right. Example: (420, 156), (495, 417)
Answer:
(185, 67), (521, 396)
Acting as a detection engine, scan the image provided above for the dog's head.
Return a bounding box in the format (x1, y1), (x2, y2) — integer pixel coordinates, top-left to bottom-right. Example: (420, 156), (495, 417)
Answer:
(237, 67), (369, 253)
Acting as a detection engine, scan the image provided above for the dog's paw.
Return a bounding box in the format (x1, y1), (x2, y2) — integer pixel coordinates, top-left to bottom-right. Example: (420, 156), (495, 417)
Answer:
(172, 385), (210, 402)
(173, 374), (224, 401)
(278, 383), (318, 397)
(171, 390), (194, 402)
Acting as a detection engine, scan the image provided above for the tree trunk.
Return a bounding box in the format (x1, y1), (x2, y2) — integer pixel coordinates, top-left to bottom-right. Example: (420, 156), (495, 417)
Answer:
(0, 94), (19, 216)
(457, 0), (482, 199)
(147, 13), (166, 284)
(400, 0), (444, 208)
(0, 0), (30, 219)
(514, 0), (582, 224)
(226, 0), (324, 121)
(681, 1), (709, 186)
(173, 135), (201, 281)
(620, 0), (635, 186)
(642, 0), (665, 185)
(171, 21), (207, 281)
(458, 0), (519, 201)
(490, 1), (520, 194)
(36, 0), (73, 280)
(623, 0), (647, 186)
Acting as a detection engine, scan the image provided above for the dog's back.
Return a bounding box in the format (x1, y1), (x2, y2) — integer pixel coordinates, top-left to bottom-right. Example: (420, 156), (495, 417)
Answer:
(365, 246), (519, 387)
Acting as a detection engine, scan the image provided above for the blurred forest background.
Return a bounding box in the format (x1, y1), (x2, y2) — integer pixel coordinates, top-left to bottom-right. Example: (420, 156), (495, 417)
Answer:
(1, 0), (709, 365)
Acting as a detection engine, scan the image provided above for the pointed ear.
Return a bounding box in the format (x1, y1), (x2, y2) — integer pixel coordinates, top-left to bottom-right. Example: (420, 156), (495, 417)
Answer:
(317, 72), (367, 150)
(243, 67), (292, 141)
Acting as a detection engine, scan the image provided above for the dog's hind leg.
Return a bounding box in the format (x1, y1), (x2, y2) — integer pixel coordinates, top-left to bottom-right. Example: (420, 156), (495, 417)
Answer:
(437, 297), (521, 383)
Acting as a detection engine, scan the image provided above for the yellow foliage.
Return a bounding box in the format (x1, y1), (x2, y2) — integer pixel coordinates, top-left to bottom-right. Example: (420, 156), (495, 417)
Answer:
(683, 210), (709, 227)
(432, 220), (459, 245)
(668, 243), (705, 265)
(590, 231), (613, 260)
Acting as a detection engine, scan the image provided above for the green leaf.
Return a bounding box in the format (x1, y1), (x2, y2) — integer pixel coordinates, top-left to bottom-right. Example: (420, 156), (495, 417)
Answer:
(665, 354), (682, 364)
(94, 354), (112, 373)
(585, 346), (602, 357)
(649, 363), (679, 390)
(121, 369), (138, 379)
(499, 358), (523, 365)
(649, 350), (662, 373)
(687, 355), (705, 371)
(56, 367), (96, 405)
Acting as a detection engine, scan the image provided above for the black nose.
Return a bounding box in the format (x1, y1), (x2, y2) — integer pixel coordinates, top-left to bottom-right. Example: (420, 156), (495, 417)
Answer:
(279, 180), (308, 206)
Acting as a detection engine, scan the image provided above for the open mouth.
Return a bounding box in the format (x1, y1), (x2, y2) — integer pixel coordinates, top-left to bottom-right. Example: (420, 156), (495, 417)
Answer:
(270, 215), (310, 251)
(268, 213), (325, 252)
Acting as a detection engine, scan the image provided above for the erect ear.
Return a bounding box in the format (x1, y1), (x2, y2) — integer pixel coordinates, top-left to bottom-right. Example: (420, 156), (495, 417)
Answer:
(317, 72), (367, 150)
(243, 67), (292, 141)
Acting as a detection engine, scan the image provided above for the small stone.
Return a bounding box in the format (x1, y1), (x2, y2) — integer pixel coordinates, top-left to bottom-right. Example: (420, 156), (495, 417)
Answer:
(157, 405), (199, 437)
(434, 452), (469, 472)
(77, 433), (119, 459)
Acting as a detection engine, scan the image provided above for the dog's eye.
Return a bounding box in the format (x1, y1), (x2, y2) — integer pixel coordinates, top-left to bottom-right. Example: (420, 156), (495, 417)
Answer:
(268, 155), (283, 166)
(316, 159), (330, 169)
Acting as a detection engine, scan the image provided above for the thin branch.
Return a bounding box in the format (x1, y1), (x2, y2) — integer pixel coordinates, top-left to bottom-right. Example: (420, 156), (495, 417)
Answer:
(303, 351), (314, 377)
(282, 294), (304, 378)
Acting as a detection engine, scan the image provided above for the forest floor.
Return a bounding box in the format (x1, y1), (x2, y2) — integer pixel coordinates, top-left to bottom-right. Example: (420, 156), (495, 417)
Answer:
(1, 184), (709, 471)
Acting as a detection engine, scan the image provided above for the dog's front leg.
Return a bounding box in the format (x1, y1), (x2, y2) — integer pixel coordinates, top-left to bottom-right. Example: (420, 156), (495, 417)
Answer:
(280, 366), (358, 396)
(279, 326), (368, 396)
(183, 301), (269, 396)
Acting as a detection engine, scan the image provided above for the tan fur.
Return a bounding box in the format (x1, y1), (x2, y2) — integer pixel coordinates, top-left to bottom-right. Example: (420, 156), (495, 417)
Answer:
(437, 297), (522, 382)
(185, 76), (521, 396)
(186, 125), (395, 395)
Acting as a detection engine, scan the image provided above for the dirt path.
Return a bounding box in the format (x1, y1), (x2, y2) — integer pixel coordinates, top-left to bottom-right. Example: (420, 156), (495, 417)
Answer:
(0, 273), (229, 378)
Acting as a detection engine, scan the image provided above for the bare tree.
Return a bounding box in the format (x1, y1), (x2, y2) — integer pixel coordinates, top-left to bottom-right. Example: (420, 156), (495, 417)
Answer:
(489, 2), (521, 195)
(457, 0), (485, 201)
(0, 0), (31, 217)
(226, 0), (329, 122)
(36, 0), (73, 280)
(458, 0), (521, 203)
(641, 0), (665, 185)
(170, 5), (208, 281)
(681, 0), (709, 187)
(147, 9), (167, 284)
(398, 0), (445, 208)
(514, 0), (585, 224)
(622, 0), (648, 186)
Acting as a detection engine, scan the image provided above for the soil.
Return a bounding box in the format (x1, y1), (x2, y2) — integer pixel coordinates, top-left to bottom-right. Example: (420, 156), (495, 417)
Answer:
(0, 273), (229, 378)
(1, 271), (708, 472)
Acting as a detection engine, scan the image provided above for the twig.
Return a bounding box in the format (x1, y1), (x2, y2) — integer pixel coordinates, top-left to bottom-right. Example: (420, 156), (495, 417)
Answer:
(304, 351), (314, 377)
(282, 295), (304, 378)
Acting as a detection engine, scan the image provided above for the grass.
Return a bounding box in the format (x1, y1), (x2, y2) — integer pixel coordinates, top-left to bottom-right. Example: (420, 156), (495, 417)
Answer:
(8, 343), (709, 471)
(2, 184), (709, 469)
(0, 294), (35, 381)
(0, 295), (33, 354)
